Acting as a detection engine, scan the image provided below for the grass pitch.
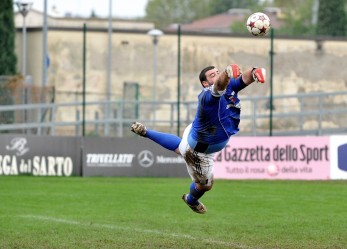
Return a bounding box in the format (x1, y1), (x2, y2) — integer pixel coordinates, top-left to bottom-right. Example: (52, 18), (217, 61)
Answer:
(0, 176), (346, 249)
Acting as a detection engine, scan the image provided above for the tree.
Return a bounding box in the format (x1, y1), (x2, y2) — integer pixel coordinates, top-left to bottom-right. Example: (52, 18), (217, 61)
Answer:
(210, 0), (259, 15)
(0, 0), (17, 75)
(0, 0), (17, 125)
(316, 0), (346, 36)
(90, 9), (97, 18)
(145, 0), (262, 29)
(272, 0), (317, 36)
(145, 0), (212, 29)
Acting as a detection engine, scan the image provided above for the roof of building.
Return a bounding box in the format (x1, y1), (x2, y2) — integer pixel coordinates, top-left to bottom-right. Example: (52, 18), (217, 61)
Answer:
(167, 8), (284, 34)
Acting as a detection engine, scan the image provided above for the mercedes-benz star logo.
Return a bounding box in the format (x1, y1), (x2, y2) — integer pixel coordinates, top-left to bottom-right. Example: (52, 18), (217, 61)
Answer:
(138, 150), (154, 168)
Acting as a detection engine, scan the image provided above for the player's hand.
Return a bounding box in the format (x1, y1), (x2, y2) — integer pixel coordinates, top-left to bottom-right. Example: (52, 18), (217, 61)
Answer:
(225, 64), (241, 79)
(252, 68), (266, 83)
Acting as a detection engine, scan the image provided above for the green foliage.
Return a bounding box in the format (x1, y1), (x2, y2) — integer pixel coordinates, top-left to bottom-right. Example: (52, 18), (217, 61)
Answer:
(90, 9), (97, 18)
(0, 79), (15, 125)
(145, 0), (261, 29)
(144, 0), (347, 37)
(0, 0), (17, 125)
(317, 0), (346, 36)
(0, 0), (17, 75)
(145, 0), (212, 29)
(231, 20), (249, 34)
(272, 0), (317, 36)
(210, 0), (259, 15)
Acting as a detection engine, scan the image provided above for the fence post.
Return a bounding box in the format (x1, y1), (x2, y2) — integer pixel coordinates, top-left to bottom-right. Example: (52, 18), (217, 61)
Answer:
(76, 110), (80, 136)
(318, 95), (323, 135)
(94, 111), (99, 135)
(82, 23), (87, 137)
(252, 99), (257, 136)
(269, 28), (275, 136)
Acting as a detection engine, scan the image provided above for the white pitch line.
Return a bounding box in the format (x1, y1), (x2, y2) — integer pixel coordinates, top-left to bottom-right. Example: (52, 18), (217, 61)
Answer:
(19, 214), (251, 249)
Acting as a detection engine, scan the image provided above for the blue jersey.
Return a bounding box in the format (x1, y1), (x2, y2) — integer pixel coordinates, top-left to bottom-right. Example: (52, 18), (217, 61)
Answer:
(188, 77), (247, 153)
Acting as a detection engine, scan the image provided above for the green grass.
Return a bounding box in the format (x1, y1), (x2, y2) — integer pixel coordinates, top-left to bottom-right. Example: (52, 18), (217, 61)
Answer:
(1, 176), (347, 249)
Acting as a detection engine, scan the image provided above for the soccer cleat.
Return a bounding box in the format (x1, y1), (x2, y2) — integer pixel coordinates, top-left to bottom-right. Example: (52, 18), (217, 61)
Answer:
(131, 122), (147, 137)
(182, 194), (207, 214)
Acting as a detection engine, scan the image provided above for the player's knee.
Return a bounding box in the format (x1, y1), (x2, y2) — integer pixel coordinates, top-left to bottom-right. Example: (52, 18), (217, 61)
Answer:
(174, 148), (181, 155)
(197, 179), (214, 191)
(201, 184), (213, 192)
(204, 185), (213, 191)
(207, 181), (214, 191)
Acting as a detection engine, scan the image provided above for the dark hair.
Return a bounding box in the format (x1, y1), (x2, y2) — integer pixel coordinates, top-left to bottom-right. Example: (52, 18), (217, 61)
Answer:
(199, 66), (215, 84)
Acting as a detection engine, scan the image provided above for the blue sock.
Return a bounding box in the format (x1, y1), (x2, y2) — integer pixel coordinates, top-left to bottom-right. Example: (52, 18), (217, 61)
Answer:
(146, 129), (181, 151)
(187, 182), (205, 205)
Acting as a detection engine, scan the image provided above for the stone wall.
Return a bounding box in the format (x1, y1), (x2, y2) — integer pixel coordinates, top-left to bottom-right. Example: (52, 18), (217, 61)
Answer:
(20, 30), (347, 101)
(17, 29), (347, 134)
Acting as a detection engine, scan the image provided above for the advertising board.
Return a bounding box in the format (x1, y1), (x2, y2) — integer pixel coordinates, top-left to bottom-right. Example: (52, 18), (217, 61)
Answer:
(214, 136), (330, 180)
(330, 135), (347, 179)
(82, 137), (188, 177)
(0, 135), (81, 176)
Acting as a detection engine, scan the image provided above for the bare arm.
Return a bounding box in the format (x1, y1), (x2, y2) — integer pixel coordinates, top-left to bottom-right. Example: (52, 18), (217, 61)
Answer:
(214, 71), (230, 92)
(213, 64), (241, 93)
(216, 68), (256, 90)
(241, 68), (256, 85)
(244, 67), (266, 84)
(213, 66), (265, 94)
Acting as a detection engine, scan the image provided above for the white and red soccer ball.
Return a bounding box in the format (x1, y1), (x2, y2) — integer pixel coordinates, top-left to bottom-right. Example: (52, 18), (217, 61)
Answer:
(246, 12), (271, 36)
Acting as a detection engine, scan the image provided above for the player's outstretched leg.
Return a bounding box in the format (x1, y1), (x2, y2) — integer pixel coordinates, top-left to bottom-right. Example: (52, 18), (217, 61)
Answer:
(130, 122), (181, 152)
(182, 182), (207, 214)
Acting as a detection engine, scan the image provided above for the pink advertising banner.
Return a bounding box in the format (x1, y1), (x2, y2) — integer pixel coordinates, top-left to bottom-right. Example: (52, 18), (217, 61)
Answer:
(214, 136), (330, 180)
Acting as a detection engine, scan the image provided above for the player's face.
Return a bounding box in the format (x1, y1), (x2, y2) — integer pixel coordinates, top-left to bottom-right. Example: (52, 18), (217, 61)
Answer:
(205, 68), (219, 86)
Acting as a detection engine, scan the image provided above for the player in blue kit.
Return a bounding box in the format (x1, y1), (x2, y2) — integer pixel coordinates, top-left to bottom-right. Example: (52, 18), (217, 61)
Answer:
(131, 64), (266, 214)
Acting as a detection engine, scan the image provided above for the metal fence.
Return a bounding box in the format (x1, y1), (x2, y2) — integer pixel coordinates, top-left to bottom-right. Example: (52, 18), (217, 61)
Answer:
(0, 90), (346, 137)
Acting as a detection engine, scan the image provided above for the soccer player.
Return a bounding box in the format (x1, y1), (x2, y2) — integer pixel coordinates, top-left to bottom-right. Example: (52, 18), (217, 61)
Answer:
(131, 64), (266, 214)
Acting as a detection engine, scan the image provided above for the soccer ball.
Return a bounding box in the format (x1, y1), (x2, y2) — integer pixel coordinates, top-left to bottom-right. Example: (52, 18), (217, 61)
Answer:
(246, 12), (271, 36)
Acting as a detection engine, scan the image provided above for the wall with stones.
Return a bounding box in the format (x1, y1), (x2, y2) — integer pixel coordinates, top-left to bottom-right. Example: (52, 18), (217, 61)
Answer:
(18, 30), (347, 134)
(21, 30), (347, 101)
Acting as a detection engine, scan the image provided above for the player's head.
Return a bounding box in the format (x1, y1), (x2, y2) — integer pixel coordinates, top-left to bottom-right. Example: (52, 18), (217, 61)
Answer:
(199, 66), (219, 87)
